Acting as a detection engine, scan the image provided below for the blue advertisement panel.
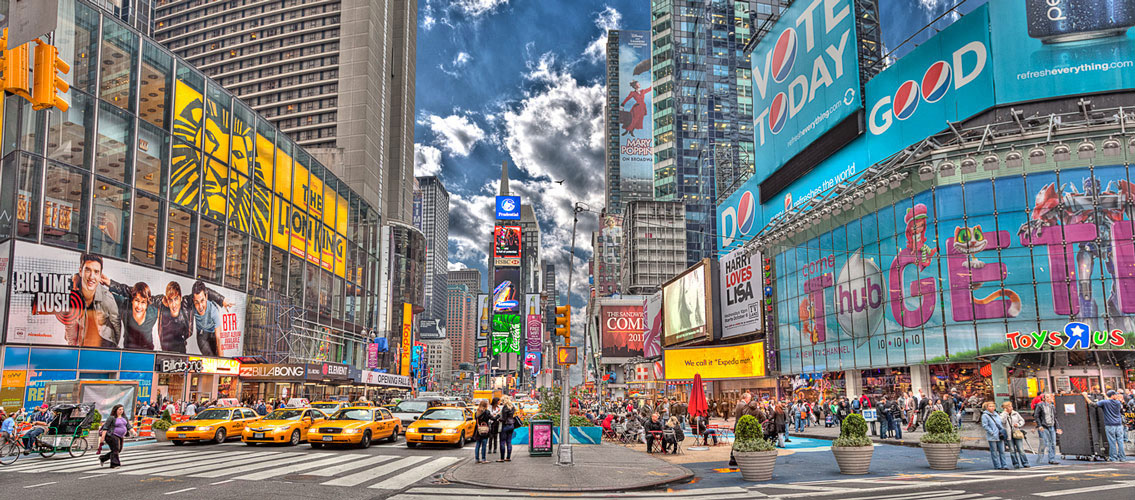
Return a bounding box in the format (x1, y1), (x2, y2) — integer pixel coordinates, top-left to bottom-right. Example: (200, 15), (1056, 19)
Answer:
(616, 30), (653, 198)
(989, 0), (1135, 104)
(774, 164), (1135, 375)
(496, 196), (520, 220)
(866, 4), (995, 164)
(751, 0), (862, 182)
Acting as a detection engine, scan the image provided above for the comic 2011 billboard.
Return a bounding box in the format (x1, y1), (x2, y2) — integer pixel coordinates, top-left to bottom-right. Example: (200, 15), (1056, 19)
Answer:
(616, 30), (654, 199)
(600, 304), (645, 358)
(6, 242), (247, 357)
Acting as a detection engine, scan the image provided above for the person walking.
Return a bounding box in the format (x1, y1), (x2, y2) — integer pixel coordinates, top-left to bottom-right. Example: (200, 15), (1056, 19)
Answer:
(487, 397), (501, 454)
(1000, 401), (1029, 468)
(498, 396), (517, 462)
(1034, 393), (1061, 465)
(98, 404), (137, 469)
(1083, 391), (1127, 462)
(981, 401), (1010, 470)
(473, 400), (491, 464)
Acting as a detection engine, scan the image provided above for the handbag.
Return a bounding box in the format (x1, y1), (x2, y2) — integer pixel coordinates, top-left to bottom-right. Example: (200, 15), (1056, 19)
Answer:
(477, 423), (490, 435)
(1011, 429), (1024, 440)
(998, 428), (1008, 441)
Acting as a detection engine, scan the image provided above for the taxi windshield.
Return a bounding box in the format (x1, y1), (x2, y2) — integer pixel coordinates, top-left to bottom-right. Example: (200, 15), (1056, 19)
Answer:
(393, 401), (428, 413)
(193, 409), (231, 420)
(419, 409), (464, 421)
(330, 409), (372, 421)
(311, 403), (339, 410)
(264, 409), (304, 420)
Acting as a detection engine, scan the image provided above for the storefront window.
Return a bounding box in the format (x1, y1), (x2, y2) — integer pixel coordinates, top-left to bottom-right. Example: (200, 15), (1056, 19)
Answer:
(91, 179), (130, 260)
(131, 191), (163, 266)
(94, 101), (133, 184)
(166, 204), (196, 275)
(197, 217), (223, 284)
(99, 17), (139, 112)
(16, 154), (42, 240)
(139, 41), (173, 128)
(46, 90), (95, 169)
(42, 162), (89, 250)
(157, 373), (185, 402)
(56, 0), (100, 95)
(135, 120), (168, 196)
(224, 229), (247, 289)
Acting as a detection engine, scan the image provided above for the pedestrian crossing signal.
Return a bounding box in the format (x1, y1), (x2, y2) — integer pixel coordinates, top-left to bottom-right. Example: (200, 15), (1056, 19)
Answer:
(557, 346), (577, 366)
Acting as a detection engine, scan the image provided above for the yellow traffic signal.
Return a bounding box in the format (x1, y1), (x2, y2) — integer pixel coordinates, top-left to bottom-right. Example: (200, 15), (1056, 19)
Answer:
(32, 41), (69, 112)
(0, 28), (32, 99)
(556, 346), (577, 365)
(554, 305), (571, 343)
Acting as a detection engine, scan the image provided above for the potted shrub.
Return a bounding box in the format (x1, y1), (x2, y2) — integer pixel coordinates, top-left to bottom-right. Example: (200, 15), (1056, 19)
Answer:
(733, 414), (778, 481)
(920, 410), (961, 470)
(832, 413), (873, 474)
(151, 410), (173, 442)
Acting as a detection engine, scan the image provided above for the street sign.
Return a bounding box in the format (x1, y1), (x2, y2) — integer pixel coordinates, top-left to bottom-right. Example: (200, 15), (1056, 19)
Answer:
(556, 346), (577, 365)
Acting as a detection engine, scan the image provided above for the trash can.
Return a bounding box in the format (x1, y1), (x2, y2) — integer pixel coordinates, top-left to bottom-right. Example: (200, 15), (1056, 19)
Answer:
(529, 419), (553, 457)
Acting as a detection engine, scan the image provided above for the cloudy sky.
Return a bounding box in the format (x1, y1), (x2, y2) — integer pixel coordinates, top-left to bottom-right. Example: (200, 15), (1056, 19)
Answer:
(413, 0), (978, 313)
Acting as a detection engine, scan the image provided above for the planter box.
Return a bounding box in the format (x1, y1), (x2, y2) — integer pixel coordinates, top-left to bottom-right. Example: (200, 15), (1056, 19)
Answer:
(735, 450), (778, 481)
(921, 442), (961, 470)
(152, 430), (169, 442)
(832, 445), (873, 475)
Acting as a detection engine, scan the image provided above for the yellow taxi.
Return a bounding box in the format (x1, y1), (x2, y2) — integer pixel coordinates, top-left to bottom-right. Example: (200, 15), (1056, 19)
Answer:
(241, 408), (328, 446)
(405, 406), (476, 448)
(168, 407), (260, 445)
(310, 401), (348, 416)
(518, 400), (541, 418)
(307, 407), (400, 448)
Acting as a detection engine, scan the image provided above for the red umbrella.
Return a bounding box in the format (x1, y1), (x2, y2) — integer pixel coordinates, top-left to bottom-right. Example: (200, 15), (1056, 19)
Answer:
(688, 373), (708, 418)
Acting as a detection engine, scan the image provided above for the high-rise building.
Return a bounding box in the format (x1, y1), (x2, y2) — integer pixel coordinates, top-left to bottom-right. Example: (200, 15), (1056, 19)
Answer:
(605, 30), (655, 215)
(413, 176), (450, 325)
(651, 1), (783, 265)
(591, 210), (622, 297)
(421, 339), (453, 388)
(620, 201), (687, 295)
(445, 284), (477, 373)
(89, 0), (155, 36)
(449, 268), (483, 295)
(152, 0), (417, 220)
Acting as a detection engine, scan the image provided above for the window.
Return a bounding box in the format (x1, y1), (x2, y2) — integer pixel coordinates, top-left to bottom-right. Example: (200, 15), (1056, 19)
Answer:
(94, 101), (134, 184)
(288, 255), (303, 303)
(42, 162), (89, 250)
(15, 154), (42, 240)
(131, 191), (163, 267)
(224, 229), (247, 289)
(135, 120), (169, 196)
(139, 41), (174, 128)
(270, 248), (287, 295)
(47, 91), (96, 168)
(249, 240), (269, 291)
(18, 100), (46, 155)
(91, 179), (130, 260)
(198, 217), (223, 284)
(166, 205), (196, 275)
(100, 18), (139, 111)
(56, 0), (101, 94)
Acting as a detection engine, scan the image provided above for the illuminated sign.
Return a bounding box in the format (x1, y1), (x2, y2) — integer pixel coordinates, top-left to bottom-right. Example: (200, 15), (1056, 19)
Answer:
(496, 196), (520, 219)
(1006, 322), (1128, 350)
(663, 341), (766, 381)
(494, 225), (521, 259)
(400, 303), (413, 377)
(191, 357), (241, 374)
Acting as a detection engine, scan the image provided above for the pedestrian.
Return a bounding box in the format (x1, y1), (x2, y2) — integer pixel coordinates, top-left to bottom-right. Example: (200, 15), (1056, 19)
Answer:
(1034, 393), (1061, 465)
(773, 403), (788, 448)
(98, 404), (137, 469)
(663, 416), (684, 454)
(0, 408), (15, 444)
(981, 401), (1010, 470)
(21, 405), (52, 453)
(185, 400), (197, 416)
(487, 397), (501, 454)
(473, 400), (491, 464)
(728, 393), (753, 465)
(1000, 401), (1028, 468)
(644, 412), (664, 453)
(498, 396), (518, 462)
(878, 396), (892, 438)
(1082, 391), (1127, 462)
(696, 414), (718, 445)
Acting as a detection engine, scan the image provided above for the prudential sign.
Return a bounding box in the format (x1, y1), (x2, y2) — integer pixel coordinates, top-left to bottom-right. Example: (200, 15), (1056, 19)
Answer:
(751, 0), (862, 182)
(496, 195), (520, 220)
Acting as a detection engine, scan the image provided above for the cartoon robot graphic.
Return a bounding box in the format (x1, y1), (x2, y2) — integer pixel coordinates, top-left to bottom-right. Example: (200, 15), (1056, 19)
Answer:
(1019, 177), (1135, 329)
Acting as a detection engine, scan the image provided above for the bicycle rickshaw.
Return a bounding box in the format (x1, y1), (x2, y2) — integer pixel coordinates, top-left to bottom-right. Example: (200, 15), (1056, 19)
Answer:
(0, 403), (96, 465)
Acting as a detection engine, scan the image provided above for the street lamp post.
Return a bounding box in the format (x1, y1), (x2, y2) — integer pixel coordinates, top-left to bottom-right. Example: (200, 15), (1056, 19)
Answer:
(557, 203), (585, 466)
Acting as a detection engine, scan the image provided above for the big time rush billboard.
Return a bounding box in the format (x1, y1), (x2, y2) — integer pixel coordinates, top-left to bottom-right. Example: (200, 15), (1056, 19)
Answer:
(775, 163), (1135, 375)
(751, 0), (862, 181)
(7, 242), (247, 357)
(615, 30), (654, 199)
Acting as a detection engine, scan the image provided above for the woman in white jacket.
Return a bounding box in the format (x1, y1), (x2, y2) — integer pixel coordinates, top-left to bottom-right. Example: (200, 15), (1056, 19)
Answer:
(1000, 401), (1029, 469)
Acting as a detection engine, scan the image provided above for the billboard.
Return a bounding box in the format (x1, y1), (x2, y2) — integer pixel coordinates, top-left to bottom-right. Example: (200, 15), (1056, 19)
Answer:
(493, 225), (521, 260)
(643, 292), (663, 358)
(6, 242), (247, 357)
(477, 294), (489, 340)
(492, 267), (522, 355)
(866, 4), (994, 164)
(525, 294), (542, 352)
(419, 318), (442, 340)
(400, 303), (412, 377)
(663, 341), (766, 381)
(600, 304), (645, 358)
(616, 30), (654, 198)
(662, 259), (718, 346)
(720, 246), (763, 339)
(989, 0), (1135, 105)
(751, 0), (863, 181)
(496, 195), (520, 220)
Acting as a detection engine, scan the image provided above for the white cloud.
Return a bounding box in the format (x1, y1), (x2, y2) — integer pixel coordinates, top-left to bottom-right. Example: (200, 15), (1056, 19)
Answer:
(454, 52), (472, 67)
(439, 52), (473, 77)
(420, 113), (487, 156)
(453, 0), (509, 18)
(583, 6), (622, 64)
(413, 143), (443, 176)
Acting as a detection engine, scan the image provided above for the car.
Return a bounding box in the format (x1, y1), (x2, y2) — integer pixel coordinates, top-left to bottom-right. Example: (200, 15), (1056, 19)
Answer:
(390, 398), (444, 431)
(405, 407), (476, 448)
(241, 408), (327, 446)
(518, 401), (540, 418)
(306, 407), (400, 448)
(310, 401), (348, 416)
(167, 407), (260, 445)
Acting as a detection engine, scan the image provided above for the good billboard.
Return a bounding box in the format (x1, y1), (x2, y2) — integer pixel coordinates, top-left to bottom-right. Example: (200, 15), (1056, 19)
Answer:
(600, 304), (645, 358)
(6, 242), (247, 357)
(751, 0), (862, 181)
(615, 30), (654, 199)
(662, 259), (719, 346)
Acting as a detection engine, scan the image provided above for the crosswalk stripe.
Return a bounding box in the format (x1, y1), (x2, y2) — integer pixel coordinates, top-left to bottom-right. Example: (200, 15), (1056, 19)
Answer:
(121, 450), (276, 475)
(302, 454), (397, 477)
(57, 450), (240, 475)
(1033, 480), (1135, 497)
(2, 449), (170, 472)
(390, 493), (757, 500)
(367, 456), (461, 490)
(4, 449), (206, 473)
(189, 452), (333, 478)
(404, 486), (755, 498)
(154, 451), (288, 476)
(320, 455), (429, 487)
(233, 454), (366, 480)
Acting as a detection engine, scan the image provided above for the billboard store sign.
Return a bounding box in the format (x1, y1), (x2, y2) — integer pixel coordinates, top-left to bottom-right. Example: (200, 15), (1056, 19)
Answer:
(988, 0), (1135, 105)
(321, 362), (350, 379)
(155, 356), (204, 373)
(496, 196), (521, 220)
(643, 292), (663, 358)
(239, 364), (306, 379)
(751, 0), (862, 181)
(720, 247), (763, 339)
(601, 305), (645, 358)
(866, 4), (994, 164)
(362, 370), (411, 388)
(7, 241), (247, 357)
(1006, 322), (1128, 350)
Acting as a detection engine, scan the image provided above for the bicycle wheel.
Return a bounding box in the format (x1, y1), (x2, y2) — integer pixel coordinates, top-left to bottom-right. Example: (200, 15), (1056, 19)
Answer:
(68, 436), (90, 458)
(37, 441), (56, 459)
(0, 442), (20, 466)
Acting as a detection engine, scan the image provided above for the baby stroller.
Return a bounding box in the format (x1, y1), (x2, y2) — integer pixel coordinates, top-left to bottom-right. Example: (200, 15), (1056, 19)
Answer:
(38, 403), (96, 458)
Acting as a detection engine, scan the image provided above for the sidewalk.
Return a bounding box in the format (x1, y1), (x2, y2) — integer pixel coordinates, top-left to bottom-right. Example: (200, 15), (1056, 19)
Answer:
(444, 443), (694, 492)
(703, 415), (992, 450)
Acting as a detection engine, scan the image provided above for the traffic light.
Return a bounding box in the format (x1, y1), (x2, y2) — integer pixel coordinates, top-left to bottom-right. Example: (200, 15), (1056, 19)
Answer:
(32, 41), (69, 112)
(556, 346), (577, 365)
(0, 29), (32, 99)
(553, 305), (571, 343)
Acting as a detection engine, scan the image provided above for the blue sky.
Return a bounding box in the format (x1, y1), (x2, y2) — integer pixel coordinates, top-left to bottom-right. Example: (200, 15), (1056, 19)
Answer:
(413, 0), (977, 312)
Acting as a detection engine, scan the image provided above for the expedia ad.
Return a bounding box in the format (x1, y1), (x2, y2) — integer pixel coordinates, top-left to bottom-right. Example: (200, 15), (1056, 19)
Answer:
(751, 0), (862, 181)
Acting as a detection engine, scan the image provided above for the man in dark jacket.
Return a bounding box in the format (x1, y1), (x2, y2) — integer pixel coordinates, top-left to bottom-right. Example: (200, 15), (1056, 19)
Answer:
(644, 413), (664, 453)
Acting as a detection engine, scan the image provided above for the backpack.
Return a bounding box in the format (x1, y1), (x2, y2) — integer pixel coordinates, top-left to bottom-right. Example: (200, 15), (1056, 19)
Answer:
(851, 399), (860, 410)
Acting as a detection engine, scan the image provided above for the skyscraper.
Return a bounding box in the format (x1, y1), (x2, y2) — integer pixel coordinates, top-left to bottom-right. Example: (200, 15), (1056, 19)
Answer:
(446, 284), (477, 373)
(620, 200), (688, 295)
(152, 0), (417, 220)
(89, 0), (154, 36)
(413, 176), (450, 325)
(449, 268), (483, 295)
(651, 1), (782, 265)
(605, 30), (655, 215)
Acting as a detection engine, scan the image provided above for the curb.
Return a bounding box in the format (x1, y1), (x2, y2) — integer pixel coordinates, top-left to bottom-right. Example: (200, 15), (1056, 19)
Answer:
(791, 432), (988, 451)
(442, 457), (696, 492)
